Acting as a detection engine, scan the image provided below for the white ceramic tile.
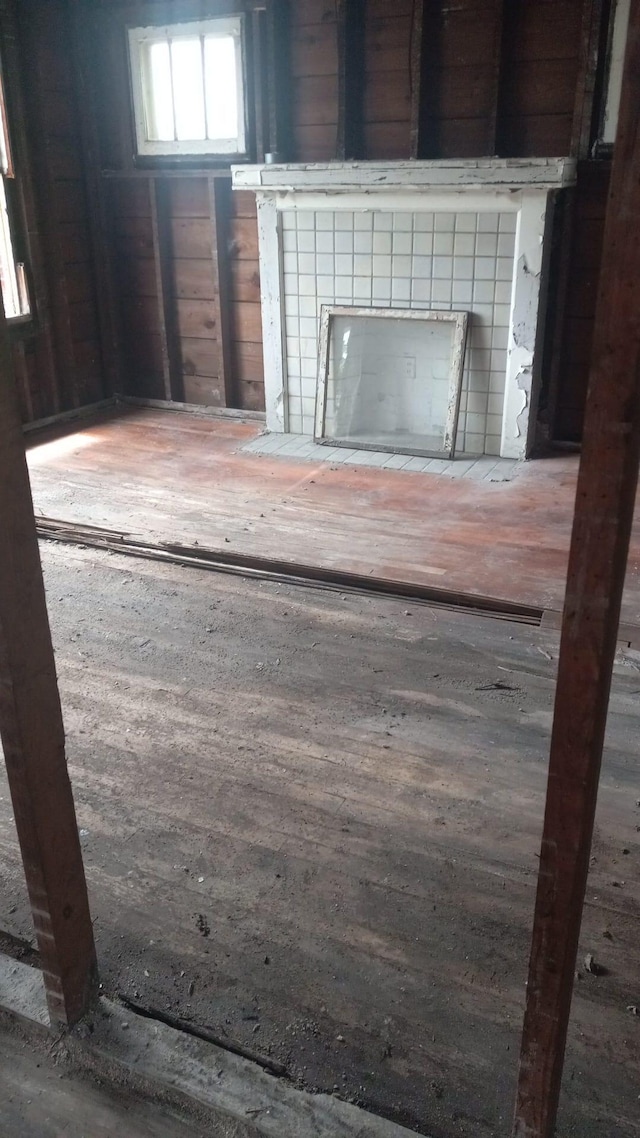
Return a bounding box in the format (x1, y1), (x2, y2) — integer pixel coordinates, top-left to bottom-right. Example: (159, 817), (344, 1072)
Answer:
(488, 393), (503, 415)
(374, 212), (393, 231)
(433, 256), (453, 279)
(297, 252), (315, 275)
(335, 211), (353, 231)
(372, 253), (391, 276)
(299, 315), (317, 338)
(465, 432), (485, 454)
(473, 280), (494, 303)
(288, 411), (303, 434)
(467, 371), (490, 393)
(486, 413), (503, 437)
(453, 232), (474, 256)
(287, 356), (300, 377)
(372, 231), (392, 255)
(499, 213), (517, 233)
(297, 230), (315, 253)
(493, 304), (511, 327)
(296, 212), (314, 230)
(300, 337), (317, 359)
(392, 254), (411, 277)
(490, 349), (507, 371)
(298, 275), (316, 296)
(476, 232), (498, 256)
(354, 253), (373, 275)
(494, 280), (512, 305)
(316, 231), (334, 253)
(317, 274), (334, 295)
(299, 296), (317, 318)
(314, 253), (332, 276)
(435, 212), (455, 232)
(409, 278), (430, 302)
(391, 279), (411, 302)
(484, 435), (501, 456)
(335, 253), (352, 276)
(496, 257), (513, 280)
(354, 230), (373, 253)
(287, 372), (301, 399)
(474, 303), (494, 324)
(335, 231), (354, 254)
(315, 211), (334, 231)
(453, 256), (474, 280)
(452, 281), (473, 304)
(412, 255), (432, 278)
(282, 212), (296, 232)
(467, 391), (488, 414)
(491, 326), (508, 350)
(282, 229), (296, 252)
(372, 278), (391, 301)
(470, 347), (491, 370)
(285, 315), (299, 338)
(489, 370), (506, 392)
(432, 279), (452, 303)
(301, 373), (317, 398)
(354, 276), (373, 300)
(413, 231), (433, 256)
(284, 293), (299, 317)
(497, 233), (515, 257)
(301, 355), (317, 378)
(392, 231), (412, 255)
(474, 258), (496, 281)
(455, 213), (477, 232)
(477, 212), (499, 232)
(354, 212), (373, 230)
(393, 212), (413, 231)
(414, 212), (434, 231)
(283, 272), (298, 294)
(433, 231), (454, 255)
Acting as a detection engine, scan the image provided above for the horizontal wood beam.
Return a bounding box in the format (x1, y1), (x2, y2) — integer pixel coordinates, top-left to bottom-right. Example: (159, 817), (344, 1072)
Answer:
(0, 305), (97, 1027)
(513, 1), (640, 1133)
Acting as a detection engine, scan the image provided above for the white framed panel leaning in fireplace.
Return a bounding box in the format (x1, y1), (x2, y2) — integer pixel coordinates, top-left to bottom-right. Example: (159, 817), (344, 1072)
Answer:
(314, 306), (469, 459)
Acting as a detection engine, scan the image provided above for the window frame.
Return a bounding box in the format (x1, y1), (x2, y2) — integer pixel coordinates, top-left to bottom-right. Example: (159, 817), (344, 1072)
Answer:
(594, 0), (631, 155)
(128, 15), (249, 160)
(0, 58), (30, 325)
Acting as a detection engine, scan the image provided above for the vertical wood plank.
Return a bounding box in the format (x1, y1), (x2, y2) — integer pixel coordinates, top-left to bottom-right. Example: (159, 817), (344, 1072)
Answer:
(0, 305), (97, 1027)
(209, 176), (233, 407)
(571, 0), (608, 158)
(149, 178), (180, 402)
(409, 0), (425, 158)
(336, 0), (365, 160)
(251, 6), (267, 164)
(487, 0), (506, 156)
(513, 2), (640, 1133)
(265, 0), (291, 159)
(69, 0), (122, 397)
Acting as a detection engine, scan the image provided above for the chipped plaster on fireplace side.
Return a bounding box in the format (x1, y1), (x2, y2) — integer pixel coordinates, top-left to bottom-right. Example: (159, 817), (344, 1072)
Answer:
(500, 190), (550, 460)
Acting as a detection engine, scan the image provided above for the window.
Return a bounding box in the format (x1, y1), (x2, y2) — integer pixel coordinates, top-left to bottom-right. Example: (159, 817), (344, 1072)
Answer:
(128, 16), (247, 158)
(0, 66), (29, 321)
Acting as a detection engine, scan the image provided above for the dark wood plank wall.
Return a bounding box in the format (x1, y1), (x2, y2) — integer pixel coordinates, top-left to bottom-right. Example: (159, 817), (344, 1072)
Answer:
(3, 0), (106, 423)
(4, 0), (614, 435)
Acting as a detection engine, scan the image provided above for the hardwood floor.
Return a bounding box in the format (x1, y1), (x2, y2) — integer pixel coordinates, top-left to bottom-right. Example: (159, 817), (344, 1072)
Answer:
(1, 542), (638, 1137)
(25, 406), (635, 622)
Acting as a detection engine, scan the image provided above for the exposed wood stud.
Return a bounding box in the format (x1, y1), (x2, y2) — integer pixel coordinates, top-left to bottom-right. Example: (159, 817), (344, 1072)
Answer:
(571, 0), (610, 158)
(409, 0), (425, 158)
(336, 0), (365, 160)
(265, 0), (291, 159)
(0, 304), (97, 1027)
(69, 0), (123, 397)
(149, 178), (181, 403)
(251, 6), (267, 164)
(209, 176), (234, 408)
(488, 0), (506, 156)
(514, 2), (640, 1133)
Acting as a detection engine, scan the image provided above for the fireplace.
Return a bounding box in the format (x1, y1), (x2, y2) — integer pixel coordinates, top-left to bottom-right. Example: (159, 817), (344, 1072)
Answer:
(231, 159), (576, 459)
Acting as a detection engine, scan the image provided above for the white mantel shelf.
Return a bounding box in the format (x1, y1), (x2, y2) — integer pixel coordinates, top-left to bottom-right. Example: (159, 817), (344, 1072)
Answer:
(231, 157), (576, 194)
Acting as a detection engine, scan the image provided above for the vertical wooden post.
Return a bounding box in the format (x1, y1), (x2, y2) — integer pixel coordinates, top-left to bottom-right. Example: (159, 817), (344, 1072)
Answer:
(336, 0), (365, 160)
(513, 2), (640, 1135)
(0, 306), (97, 1028)
(208, 176), (234, 408)
(487, 0), (506, 156)
(150, 177), (182, 403)
(571, 0), (609, 159)
(264, 0), (291, 160)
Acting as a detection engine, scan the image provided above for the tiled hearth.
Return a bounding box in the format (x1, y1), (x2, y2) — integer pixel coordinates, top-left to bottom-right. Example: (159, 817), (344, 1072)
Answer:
(232, 159), (576, 459)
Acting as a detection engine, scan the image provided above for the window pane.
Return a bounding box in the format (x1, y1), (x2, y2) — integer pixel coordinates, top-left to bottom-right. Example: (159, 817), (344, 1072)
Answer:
(0, 177), (21, 319)
(146, 41), (175, 141)
(204, 35), (238, 141)
(171, 37), (206, 141)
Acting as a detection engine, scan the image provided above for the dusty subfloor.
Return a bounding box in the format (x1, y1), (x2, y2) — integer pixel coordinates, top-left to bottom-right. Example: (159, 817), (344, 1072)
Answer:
(0, 541), (639, 1137)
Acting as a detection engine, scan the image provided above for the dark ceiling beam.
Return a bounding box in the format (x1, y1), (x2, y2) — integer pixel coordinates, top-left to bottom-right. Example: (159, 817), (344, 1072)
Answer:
(513, 0), (640, 1133)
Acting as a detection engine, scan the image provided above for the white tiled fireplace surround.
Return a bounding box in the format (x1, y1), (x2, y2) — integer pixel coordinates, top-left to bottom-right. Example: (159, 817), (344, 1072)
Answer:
(232, 159), (576, 460)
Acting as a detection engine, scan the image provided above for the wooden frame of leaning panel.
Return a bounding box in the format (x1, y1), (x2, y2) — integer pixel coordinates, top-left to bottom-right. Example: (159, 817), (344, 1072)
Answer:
(313, 305), (469, 459)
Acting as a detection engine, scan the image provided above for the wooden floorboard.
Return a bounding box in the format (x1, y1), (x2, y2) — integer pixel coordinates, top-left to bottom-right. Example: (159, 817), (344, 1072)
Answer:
(1, 542), (638, 1137)
(25, 406), (640, 624)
